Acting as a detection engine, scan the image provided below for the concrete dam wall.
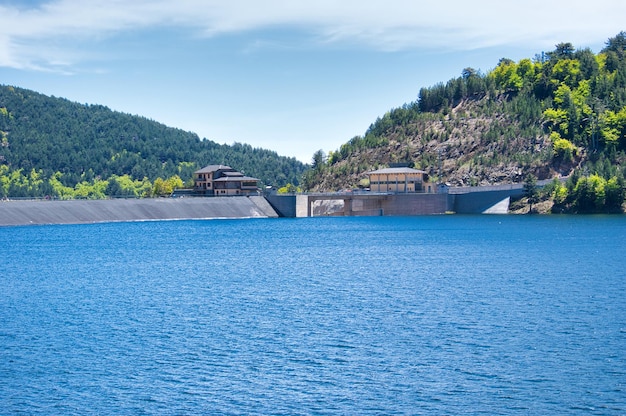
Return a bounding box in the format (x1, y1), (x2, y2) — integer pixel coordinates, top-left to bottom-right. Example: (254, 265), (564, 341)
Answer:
(1, 184), (531, 226)
(266, 186), (525, 217)
(0, 196), (278, 226)
(267, 193), (452, 217)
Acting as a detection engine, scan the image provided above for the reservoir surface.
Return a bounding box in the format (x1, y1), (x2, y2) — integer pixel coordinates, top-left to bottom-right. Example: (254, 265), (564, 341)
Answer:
(1, 216), (625, 414)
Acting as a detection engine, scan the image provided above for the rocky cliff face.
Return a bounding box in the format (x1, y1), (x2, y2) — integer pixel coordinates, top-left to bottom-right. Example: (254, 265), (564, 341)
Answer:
(307, 96), (581, 192)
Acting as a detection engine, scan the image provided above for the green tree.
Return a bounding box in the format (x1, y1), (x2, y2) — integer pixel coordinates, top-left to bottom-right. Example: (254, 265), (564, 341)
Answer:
(152, 175), (183, 196)
(572, 174), (607, 213)
(599, 106), (626, 149)
(74, 178), (108, 199)
(312, 149), (326, 171)
(605, 176), (625, 211)
(491, 58), (523, 91)
(0, 165), (9, 198)
(152, 177), (168, 196)
(277, 183), (301, 194)
(166, 175), (184, 192)
(551, 178), (569, 208)
(106, 174), (151, 197)
(551, 133), (577, 163)
(602, 31), (626, 54)
(523, 173), (539, 213)
(549, 42), (575, 60)
(49, 172), (76, 199)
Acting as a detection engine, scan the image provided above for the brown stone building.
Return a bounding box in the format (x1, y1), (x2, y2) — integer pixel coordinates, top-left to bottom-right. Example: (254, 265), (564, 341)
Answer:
(193, 165), (259, 196)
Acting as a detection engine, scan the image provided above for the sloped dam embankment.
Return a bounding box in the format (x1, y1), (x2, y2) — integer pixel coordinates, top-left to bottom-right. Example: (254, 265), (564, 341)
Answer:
(0, 196), (278, 226)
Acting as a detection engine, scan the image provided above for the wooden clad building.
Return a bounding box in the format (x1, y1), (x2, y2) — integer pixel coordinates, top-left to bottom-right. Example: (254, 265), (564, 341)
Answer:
(367, 166), (433, 193)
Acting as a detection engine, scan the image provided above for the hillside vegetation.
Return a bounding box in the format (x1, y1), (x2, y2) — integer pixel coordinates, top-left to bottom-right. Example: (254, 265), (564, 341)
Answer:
(304, 33), (626, 213)
(0, 86), (306, 198)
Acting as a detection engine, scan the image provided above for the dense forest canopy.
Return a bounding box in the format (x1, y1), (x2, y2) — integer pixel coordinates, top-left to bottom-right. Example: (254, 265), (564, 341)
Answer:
(303, 32), (626, 213)
(0, 86), (307, 198)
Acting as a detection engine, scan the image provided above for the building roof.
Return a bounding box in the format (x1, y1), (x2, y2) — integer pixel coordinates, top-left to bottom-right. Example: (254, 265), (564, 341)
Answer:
(367, 167), (427, 175)
(194, 165), (233, 174)
(213, 175), (259, 182)
(222, 171), (244, 177)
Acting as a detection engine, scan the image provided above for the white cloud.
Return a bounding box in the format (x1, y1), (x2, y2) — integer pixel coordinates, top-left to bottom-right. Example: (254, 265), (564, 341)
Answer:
(0, 0), (624, 70)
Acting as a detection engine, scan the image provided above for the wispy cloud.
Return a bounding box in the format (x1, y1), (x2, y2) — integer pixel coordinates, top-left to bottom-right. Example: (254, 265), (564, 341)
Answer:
(1, 0), (624, 71)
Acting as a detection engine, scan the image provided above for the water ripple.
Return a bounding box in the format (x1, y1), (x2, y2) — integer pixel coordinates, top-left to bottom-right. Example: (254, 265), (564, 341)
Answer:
(1, 216), (625, 414)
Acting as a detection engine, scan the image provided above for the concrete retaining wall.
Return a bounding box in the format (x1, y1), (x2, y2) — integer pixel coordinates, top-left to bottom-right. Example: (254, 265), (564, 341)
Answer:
(453, 189), (523, 214)
(265, 194), (297, 218)
(0, 197), (278, 226)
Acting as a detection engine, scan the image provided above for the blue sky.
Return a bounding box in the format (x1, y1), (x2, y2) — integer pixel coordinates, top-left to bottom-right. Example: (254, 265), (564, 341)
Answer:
(0, 1), (624, 163)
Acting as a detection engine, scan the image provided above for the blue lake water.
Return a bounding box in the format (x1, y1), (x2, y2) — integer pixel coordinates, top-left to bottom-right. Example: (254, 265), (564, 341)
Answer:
(1, 215), (625, 414)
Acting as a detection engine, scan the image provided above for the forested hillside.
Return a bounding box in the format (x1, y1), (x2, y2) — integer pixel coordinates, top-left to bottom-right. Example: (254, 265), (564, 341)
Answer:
(0, 86), (306, 198)
(304, 32), (626, 213)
